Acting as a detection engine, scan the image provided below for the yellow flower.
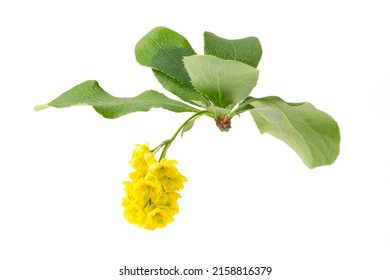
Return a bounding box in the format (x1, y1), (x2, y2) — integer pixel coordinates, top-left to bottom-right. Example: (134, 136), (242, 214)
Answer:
(149, 159), (187, 191)
(122, 144), (186, 230)
(133, 174), (162, 204)
(123, 181), (134, 195)
(129, 170), (144, 182)
(144, 206), (175, 230)
(129, 144), (156, 175)
(122, 197), (147, 226)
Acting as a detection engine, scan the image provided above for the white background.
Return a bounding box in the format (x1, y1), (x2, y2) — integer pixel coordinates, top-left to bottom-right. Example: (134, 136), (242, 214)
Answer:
(1, 0), (389, 279)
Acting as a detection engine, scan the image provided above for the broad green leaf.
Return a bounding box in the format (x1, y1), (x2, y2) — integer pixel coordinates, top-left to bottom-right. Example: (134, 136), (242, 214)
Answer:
(153, 69), (210, 108)
(34, 80), (199, 119)
(135, 26), (196, 88)
(250, 96), (340, 168)
(183, 55), (259, 108)
(204, 32), (262, 67)
(134, 27), (208, 107)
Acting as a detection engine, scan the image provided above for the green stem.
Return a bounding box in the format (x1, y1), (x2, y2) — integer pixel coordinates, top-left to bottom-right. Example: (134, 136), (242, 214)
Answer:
(150, 140), (168, 154)
(154, 110), (208, 161)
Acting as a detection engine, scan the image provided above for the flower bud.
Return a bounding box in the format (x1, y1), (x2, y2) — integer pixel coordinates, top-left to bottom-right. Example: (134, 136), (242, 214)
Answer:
(216, 115), (231, 132)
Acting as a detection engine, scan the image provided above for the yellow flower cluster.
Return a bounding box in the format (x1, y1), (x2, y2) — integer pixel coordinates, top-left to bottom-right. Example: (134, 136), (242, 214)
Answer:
(122, 144), (187, 230)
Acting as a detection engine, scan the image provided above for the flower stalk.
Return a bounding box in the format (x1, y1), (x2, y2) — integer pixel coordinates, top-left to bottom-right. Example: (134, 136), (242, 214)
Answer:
(152, 110), (208, 161)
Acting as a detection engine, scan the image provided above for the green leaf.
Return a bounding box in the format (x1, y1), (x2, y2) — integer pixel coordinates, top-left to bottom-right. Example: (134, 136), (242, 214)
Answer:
(181, 118), (196, 137)
(250, 96), (340, 168)
(35, 80), (199, 119)
(153, 69), (210, 108)
(204, 32), (262, 68)
(135, 26), (196, 88)
(134, 26), (209, 107)
(183, 55), (259, 108)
